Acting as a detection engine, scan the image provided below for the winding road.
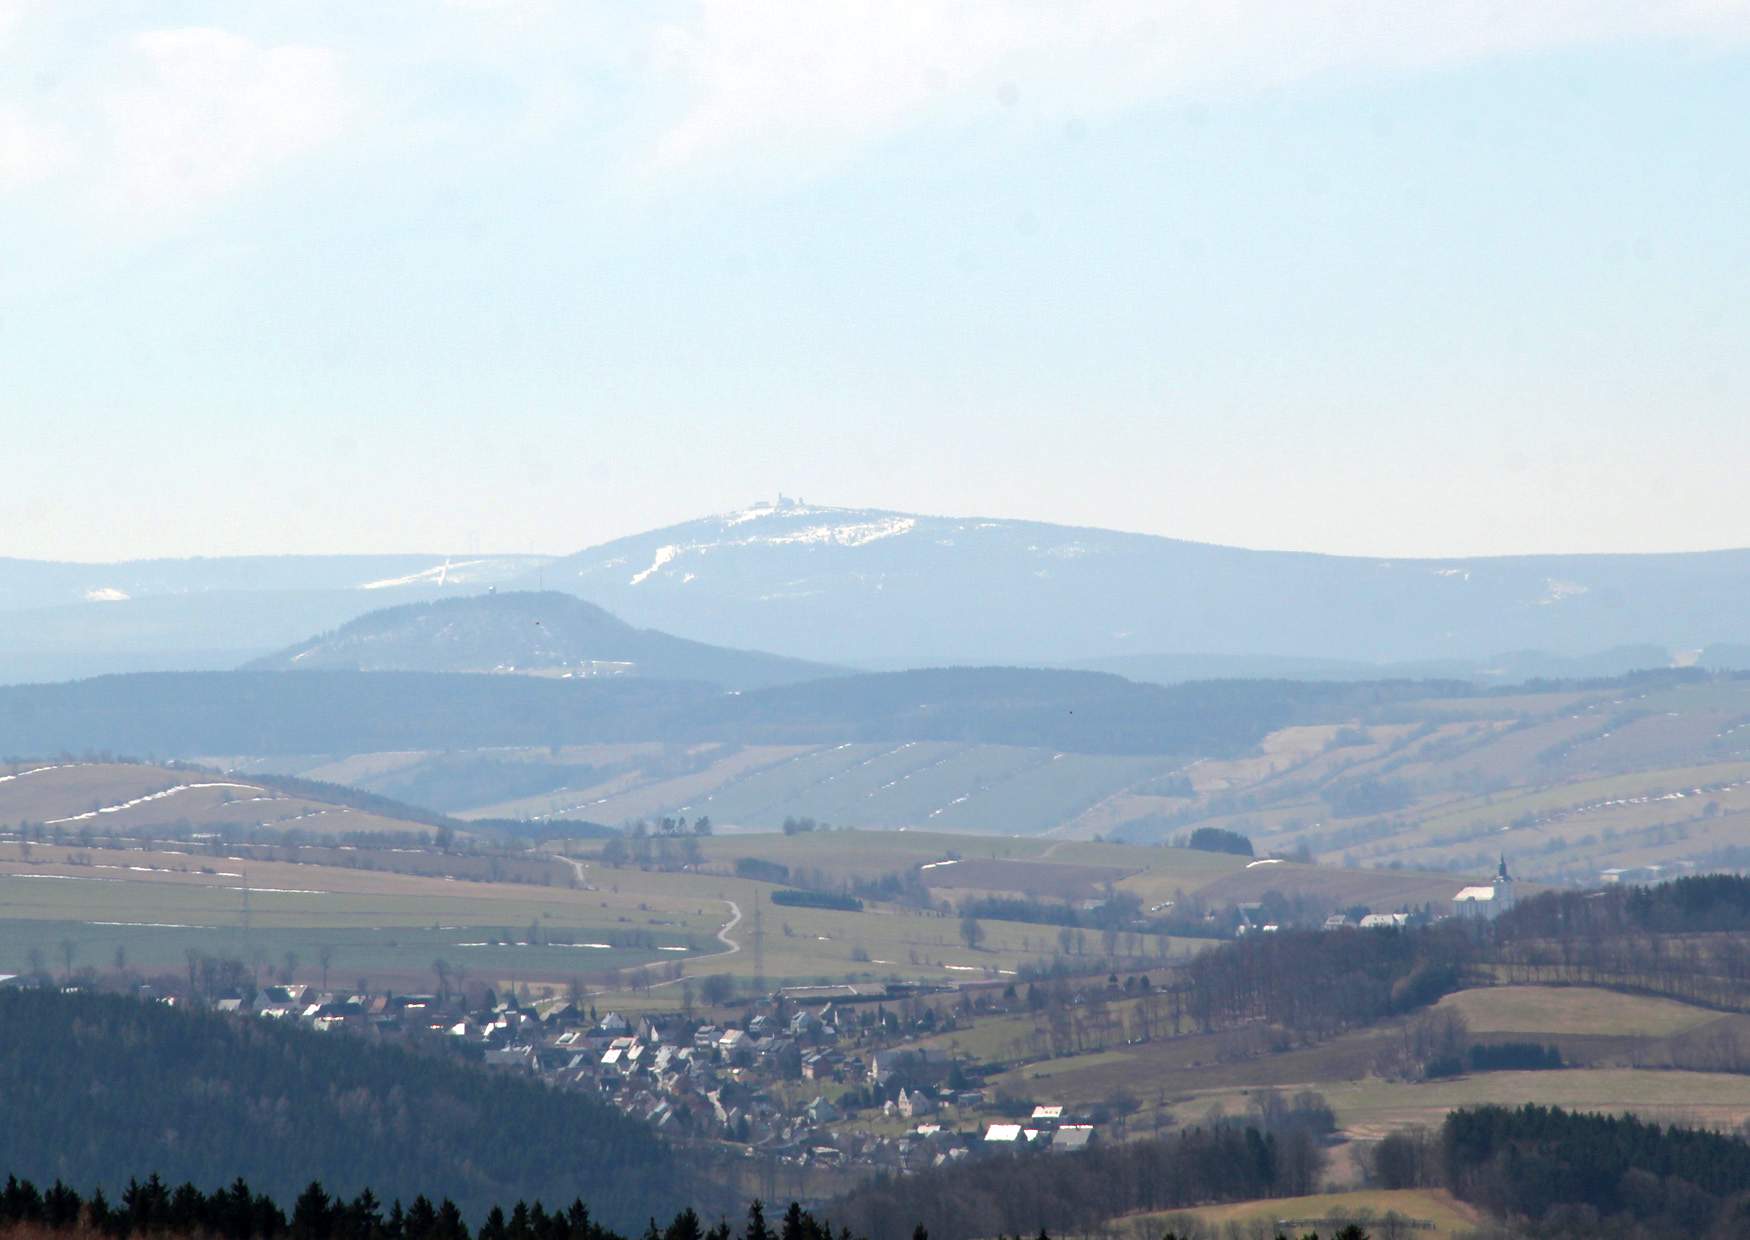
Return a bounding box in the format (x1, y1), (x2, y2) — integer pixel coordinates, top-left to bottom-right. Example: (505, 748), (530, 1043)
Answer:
(713, 899), (743, 955)
(547, 850), (741, 989)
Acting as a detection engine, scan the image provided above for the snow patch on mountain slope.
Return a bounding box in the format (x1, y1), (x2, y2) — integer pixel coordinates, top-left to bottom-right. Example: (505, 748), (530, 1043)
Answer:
(1540, 578), (1590, 605)
(359, 557), (552, 590)
(630, 544), (682, 586)
(624, 514), (918, 586)
(760, 516), (917, 547)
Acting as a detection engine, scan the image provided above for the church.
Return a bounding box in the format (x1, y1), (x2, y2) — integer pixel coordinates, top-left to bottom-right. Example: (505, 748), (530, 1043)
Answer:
(1453, 855), (1516, 921)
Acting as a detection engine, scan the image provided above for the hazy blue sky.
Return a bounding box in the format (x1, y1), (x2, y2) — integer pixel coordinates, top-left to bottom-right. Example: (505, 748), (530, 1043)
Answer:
(3, 2), (1747, 562)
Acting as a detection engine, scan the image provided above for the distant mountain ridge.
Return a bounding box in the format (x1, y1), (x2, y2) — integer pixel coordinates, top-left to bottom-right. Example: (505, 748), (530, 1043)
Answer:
(0, 553), (546, 612)
(10, 505), (1750, 684)
(248, 591), (837, 689)
(516, 501), (1750, 666)
(0, 555), (550, 684)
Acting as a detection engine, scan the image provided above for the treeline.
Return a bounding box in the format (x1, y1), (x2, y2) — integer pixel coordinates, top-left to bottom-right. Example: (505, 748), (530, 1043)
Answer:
(725, 860), (929, 911)
(975, 875), (1750, 1077)
(0, 991), (710, 1228)
(768, 890), (863, 912)
(830, 1122), (1326, 1240)
(0, 1179), (849, 1240)
(1377, 1104), (1750, 1239)
(1506, 873), (1750, 937)
(1151, 875), (1750, 1054)
(1427, 1042), (1563, 1078)
(1170, 920), (1469, 1042)
(1491, 876), (1750, 1010)
(957, 893), (1144, 933)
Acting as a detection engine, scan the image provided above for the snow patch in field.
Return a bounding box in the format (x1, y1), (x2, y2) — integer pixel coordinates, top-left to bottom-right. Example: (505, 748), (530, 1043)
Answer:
(919, 859), (958, 870)
(0, 765), (63, 784)
(84, 587), (131, 602)
(1245, 858), (1284, 868)
(45, 782), (266, 824)
(4, 873), (120, 882)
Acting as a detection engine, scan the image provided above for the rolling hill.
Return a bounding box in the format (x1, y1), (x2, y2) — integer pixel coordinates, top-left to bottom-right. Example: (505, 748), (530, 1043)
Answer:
(247, 591), (837, 689)
(7, 665), (1750, 884)
(518, 499), (1750, 666)
(0, 666), (1454, 762)
(0, 760), (456, 839)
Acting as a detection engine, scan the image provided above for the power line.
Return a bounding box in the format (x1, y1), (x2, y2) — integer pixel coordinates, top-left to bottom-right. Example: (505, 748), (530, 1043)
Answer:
(751, 890), (765, 998)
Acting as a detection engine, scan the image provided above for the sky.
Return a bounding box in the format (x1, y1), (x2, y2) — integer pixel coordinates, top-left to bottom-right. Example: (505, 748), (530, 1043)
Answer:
(2, 1), (1747, 563)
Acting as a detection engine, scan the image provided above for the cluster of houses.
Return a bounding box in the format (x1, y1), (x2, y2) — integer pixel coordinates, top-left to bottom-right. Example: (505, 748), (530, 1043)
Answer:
(982, 1104), (1096, 1153)
(1316, 856), (1521, 930)
(205, 980), (1100, 1176)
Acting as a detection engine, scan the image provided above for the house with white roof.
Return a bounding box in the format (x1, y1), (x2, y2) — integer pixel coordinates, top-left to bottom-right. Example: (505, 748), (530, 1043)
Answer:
(1359, 912), (1409, 929)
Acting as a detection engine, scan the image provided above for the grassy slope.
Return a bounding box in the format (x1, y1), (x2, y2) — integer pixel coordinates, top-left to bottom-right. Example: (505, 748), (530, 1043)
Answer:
(960, 982), (1750, 1139)
(0, 834), (1220, 997)
(1179, 1068), (1750, 1137)
(1436, 984), (1722, 1038)
(1121, 1189), (1483, 1240)
(0, 762), (435, 837)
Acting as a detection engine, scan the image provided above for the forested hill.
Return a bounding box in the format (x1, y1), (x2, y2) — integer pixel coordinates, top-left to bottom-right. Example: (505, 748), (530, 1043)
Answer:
(247, 592), (837, 691)
(0, 667), (1472, 759)
(0, 990), (709, 1229)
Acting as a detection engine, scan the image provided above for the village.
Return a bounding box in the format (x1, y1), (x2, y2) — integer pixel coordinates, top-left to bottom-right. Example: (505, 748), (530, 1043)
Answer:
(215, 975), (1108, 1180)
(105, 858), (1532, 1188)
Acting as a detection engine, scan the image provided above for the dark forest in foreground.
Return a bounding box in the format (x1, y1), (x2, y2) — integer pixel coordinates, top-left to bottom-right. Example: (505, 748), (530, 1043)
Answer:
(5, 1098), (1750, 1240)
(0, 992), (708, 1229)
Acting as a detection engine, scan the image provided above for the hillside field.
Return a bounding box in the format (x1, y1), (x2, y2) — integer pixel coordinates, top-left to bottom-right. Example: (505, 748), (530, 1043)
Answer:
(195, 673), (1750, 889)
(1117, 1189), (1483, 1240)
(0, 762), (437, 838)
(1179, 1068), (1750, 1137)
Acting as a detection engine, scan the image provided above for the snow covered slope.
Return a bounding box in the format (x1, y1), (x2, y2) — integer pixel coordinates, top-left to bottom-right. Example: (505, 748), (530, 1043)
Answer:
(520, 500), (1750, 667)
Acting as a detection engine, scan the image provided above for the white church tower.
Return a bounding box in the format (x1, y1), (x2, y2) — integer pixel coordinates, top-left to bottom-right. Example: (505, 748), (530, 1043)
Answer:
(1492, 853), (1516, 914)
